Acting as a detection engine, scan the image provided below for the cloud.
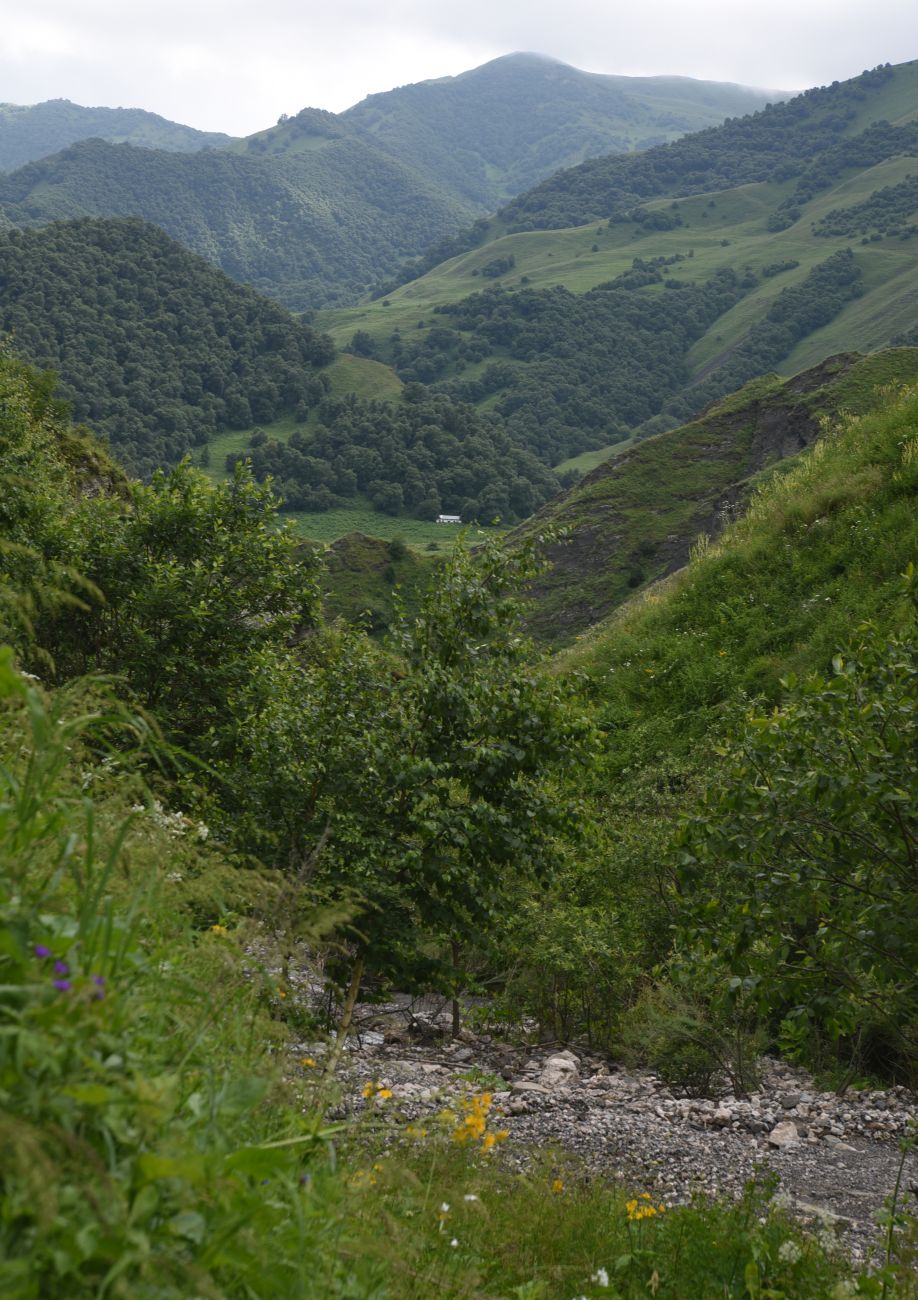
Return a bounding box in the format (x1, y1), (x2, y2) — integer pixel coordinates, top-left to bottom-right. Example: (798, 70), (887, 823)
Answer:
(0, 0), (914, 134)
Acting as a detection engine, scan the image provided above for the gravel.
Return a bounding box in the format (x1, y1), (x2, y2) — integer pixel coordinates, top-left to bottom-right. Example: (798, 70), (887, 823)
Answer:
(288, 997), (917, 1268)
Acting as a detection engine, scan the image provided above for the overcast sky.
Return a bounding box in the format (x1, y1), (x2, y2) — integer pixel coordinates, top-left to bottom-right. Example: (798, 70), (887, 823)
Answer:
(3, 1), (916, 136)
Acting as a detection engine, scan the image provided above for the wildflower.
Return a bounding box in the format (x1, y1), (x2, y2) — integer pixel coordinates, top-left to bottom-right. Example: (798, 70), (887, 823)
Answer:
(625, 1196), (659, 1221)
(53, 979), (72, 992)
(377, 1088), (393, 1100)
(551, 1179), (564, 1194)
(34, 944), (51, 959)
(210, 923), (229, 936)
(591, 1267), (610, 1288)
(92, 975), (106, 1000)
(450, 1238), (459, 1248)
(301, 1057), (318, 1068)
(463, 1194), (479, 1202)
(718, 649), (727, 656)
(362, 1082), (376, 1099)
(439, 1203), (450, 1216)
(277, 988), (286, 999)
(54, 960), (69, 976)
(778, 1240), (802, 1265)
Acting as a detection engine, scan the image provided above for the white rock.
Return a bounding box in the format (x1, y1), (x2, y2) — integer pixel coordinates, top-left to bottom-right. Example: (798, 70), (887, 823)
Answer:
(767, 1120), (800, 1149)
(540, 1055), (580, 1088)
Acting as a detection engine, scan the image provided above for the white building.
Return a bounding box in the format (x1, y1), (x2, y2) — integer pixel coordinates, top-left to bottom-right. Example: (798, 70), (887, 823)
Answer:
(436, 514), (462, 524)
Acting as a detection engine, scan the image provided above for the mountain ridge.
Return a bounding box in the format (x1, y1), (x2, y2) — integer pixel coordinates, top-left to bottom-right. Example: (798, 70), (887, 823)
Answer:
(0, 56), (781, 307)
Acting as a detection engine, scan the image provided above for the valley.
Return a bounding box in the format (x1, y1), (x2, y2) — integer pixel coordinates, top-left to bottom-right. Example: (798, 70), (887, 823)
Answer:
(0, 40), (916, 1299)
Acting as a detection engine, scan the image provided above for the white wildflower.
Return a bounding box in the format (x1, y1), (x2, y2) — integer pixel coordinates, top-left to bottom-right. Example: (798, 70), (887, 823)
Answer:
(778, 1240), (802, 1265)
(591, 1267), (610, 1287)
(450, 1238), (458, 1248)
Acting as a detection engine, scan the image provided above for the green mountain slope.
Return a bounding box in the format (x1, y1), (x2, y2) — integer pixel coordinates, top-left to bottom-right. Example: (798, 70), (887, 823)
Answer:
(0, 57), (779, 310)
(0, 134), (471, 310)
(0, 98), (235, 171)
(496, 60), (918, 233)
(0, 217), (333, 475)
(519, 355), (918, 1087)
(321, 61), (918, 483)
(340, 53), (781, 209)
(511, 349), (918, 643)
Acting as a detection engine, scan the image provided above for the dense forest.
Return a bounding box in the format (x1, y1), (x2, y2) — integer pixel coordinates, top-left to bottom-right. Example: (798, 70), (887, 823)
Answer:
(812, 172), (918, 240)
(0, 217), (334, 474)
(361, 251), (863, 466)
(228, 389), (561, 522)
(0, 134), (469, 309)
(0, 98), (234, 172)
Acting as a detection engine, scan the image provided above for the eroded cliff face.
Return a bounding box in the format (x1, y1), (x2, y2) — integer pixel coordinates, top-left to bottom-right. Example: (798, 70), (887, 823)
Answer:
(516, 351), (917, 644)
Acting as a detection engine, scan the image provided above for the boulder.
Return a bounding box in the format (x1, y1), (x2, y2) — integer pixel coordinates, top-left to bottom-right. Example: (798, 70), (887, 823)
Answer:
(767, 1120), (800, 1149)
(540, 1055), (580, 1089)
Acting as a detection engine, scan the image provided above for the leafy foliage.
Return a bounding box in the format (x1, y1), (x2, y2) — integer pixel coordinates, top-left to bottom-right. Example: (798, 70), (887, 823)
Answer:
(677, 617), (918, 1079)
(227, 534), (594, 986)
(229, 388), (561, 523)
(0, 217), (334, 475)
(40, 460), (321, 760)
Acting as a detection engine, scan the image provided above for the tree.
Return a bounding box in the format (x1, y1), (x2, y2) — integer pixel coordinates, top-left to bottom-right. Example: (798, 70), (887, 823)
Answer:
(228, 534), (594, 1040)
(43, 460), (320, 758)
(676, 610), (918, 1080)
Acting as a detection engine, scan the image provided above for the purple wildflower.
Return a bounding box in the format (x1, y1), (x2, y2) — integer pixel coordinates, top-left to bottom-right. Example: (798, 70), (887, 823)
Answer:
(34, 944), (51, 959)
(54, 960), (69, 976)
(92, 975), (105, 987)
(53, 979), (72, 992)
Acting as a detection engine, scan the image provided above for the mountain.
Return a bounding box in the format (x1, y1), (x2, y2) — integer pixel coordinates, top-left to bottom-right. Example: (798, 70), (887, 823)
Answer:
(0, 132), (475, 310)
(0, 57), (779, 309)
(0, 217), (333, 475)
(511, 348), (918, 643)
(0, 98), (234, 171)
(339, 53), (783, 209)
(318, 59), (918, 510)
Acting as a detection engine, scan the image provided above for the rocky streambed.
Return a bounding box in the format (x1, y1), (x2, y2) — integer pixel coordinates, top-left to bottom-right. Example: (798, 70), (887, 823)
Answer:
(298, 998), (917, 1267)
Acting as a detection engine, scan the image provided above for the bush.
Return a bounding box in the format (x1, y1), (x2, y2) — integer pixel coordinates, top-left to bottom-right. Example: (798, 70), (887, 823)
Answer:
(620, 983), (764, 1097)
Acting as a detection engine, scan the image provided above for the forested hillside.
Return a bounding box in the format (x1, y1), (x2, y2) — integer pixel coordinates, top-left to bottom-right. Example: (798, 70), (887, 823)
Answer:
(493, 61), (915, 234)
(0, 98), (234, 171)
(318, 60), (918, 534)
(226, 388), (560, 523)
(0, 56), (778, 310)
(341, 53), (780, 208)
(0, 218), (334, 474)
(0, 135), (469, 309)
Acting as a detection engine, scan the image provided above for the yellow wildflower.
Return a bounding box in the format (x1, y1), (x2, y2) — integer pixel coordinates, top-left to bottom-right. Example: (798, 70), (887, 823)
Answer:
(362, 1082), (376, 1099)
(377, 1088), (393, 1100)
(551, 1179), (564, 1195)
(301, 1057), (317, 1068)
(210, 924), (228, 935)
